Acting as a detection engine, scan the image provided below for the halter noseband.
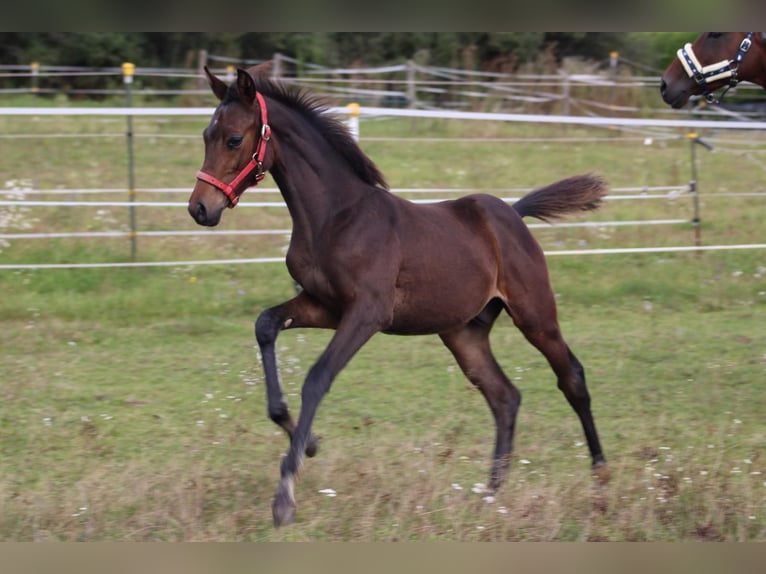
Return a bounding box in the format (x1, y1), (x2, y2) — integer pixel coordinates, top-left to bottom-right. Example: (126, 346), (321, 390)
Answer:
(196, 91), (271, 207)
(676, 32), (754, 104)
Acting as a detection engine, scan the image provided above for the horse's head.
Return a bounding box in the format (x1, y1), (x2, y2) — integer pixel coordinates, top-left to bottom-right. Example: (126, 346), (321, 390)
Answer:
(188, 66), (272, 227)
(660, 32), (762, 108)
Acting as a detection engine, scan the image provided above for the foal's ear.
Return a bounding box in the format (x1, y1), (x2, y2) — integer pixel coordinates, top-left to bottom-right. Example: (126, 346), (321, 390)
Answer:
(204, 66), (228, 101)
(236, 68), (256, 105)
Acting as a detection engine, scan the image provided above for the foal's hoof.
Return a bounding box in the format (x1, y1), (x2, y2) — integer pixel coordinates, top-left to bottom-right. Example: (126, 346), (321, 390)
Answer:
(272, 492), (296, 527)
(305, 433), (320, 458)
(591, 460), (610, 485)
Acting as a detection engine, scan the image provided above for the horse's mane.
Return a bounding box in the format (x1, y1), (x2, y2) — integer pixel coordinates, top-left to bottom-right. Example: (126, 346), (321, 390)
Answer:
(225, 73), (389, 190)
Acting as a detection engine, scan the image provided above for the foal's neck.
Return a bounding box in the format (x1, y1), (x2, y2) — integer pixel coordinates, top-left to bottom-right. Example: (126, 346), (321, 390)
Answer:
(268, 112), (371, 239)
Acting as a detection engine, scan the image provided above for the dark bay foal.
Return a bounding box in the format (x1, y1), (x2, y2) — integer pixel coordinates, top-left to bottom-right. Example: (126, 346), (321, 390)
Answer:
(188, 66), (609, 527)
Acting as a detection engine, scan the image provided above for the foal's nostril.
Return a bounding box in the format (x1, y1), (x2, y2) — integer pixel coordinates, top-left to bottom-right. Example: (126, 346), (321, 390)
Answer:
(659, 79), (667, 95)
(195, 201), (207, 224)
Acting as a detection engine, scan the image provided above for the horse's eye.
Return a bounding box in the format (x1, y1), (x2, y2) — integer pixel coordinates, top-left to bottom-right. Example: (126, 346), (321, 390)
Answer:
(709, 32), (723, 39)
(227, 136), (243, 150)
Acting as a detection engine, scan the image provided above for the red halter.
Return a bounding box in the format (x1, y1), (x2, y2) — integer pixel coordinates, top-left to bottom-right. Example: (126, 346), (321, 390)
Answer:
(196, 91), (271, 207)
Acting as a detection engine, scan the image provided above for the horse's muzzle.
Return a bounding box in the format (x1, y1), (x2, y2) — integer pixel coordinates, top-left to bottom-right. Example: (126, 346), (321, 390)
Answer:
(659, 78), (687, 109)
(189, 200), (221, 227)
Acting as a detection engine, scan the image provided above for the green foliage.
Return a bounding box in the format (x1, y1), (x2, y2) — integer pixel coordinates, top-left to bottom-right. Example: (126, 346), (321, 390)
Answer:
(1, 32), (705, 98)
(625, 32), (700, 70)
(0, 32), (680, 72)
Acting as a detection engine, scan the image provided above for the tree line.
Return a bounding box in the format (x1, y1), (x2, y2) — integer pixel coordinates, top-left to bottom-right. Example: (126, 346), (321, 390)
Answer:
(1, 32), (693, 73)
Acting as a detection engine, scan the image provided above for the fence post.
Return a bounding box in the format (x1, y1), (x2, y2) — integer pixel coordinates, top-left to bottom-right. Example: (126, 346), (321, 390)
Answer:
(225, 64), (235, 84)
(30, 62), (40, 95)
(406, 60), (417, 133)
(406, 59), (416, 109)
(272, 53), (282, 80)
(346, 102), (360, 142)
(609, 51), (619, 70)
(687, 132), (714, 248)
(608, 51), (619, 113)
(122, 62), (137, 261)
(197, 50), (208, 90)
(559, 70), (570, 116)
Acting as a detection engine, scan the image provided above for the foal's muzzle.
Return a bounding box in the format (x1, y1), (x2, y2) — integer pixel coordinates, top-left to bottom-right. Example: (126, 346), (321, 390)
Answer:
(189, 199), (223, 227)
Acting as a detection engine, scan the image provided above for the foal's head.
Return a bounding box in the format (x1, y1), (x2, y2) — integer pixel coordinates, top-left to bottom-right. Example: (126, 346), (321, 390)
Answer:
(188, 67), (271, 227)
(660, 32), (762, 108)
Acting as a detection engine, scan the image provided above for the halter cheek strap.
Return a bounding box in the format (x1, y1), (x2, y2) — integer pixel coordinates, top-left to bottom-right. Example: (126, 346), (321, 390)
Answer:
(196, 91), (271, 207)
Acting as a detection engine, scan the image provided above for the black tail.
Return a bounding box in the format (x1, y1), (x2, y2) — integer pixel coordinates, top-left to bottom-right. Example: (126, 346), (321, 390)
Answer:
(512, 174), (608, 222)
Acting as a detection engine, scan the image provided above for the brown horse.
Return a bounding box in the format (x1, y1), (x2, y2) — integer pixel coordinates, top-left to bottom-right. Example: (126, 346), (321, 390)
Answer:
(188, 66), (608, 527)
(661, 32), (766, 108)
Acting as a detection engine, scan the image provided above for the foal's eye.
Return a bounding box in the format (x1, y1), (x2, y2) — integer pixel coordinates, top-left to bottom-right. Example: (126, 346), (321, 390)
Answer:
(226, 136), (243, 150)
(708, 32), (723, 39)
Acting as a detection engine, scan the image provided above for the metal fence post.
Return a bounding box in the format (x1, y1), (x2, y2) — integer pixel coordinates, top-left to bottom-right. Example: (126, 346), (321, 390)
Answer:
(687, 132), (714, 248)
(122, 62), (137, 260)
(608, 51), (619, 113)
(30, 62), (40, 95)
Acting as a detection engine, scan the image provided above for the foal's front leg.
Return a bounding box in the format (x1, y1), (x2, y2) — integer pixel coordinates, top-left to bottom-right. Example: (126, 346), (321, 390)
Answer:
(255, 292), (338, 456)
(271, 307), (382, 527)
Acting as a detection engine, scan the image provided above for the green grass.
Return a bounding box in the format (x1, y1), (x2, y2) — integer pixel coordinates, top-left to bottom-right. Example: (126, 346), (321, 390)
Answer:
(0, 111), (765, 540)
(0, 259), (763, 541)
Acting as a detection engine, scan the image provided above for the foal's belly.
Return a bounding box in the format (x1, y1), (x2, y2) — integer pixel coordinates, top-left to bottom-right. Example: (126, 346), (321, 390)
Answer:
(384, 274), (496, 335)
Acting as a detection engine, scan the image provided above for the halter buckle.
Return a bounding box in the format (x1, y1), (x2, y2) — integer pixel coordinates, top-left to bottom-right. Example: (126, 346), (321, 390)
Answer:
(254, 160), (265, 179)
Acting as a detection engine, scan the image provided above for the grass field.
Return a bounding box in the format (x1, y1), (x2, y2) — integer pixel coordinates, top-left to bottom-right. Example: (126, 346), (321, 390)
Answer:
(0, 102), (765, 540)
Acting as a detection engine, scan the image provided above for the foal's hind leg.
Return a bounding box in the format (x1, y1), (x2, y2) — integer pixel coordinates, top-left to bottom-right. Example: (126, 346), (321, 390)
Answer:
(255, 291), (338, 457)
(439, 303), (522, 492)
(511, 308), (607, 477)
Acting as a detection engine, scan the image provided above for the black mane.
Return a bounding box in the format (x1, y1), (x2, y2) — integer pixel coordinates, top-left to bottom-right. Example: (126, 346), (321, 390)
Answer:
(226, 75), (389, 190)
